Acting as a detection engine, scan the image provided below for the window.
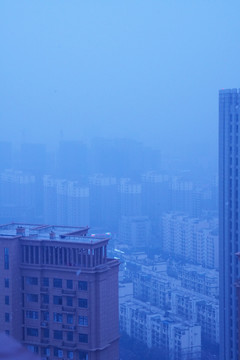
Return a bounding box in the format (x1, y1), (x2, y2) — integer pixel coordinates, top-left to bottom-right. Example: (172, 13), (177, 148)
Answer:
(5, 296), (9, 305)
(68, 351), (74, 359)
(5, 313), (10, 322)
(43, 328), (49, 338)
(42, 277), (49, 287)
(43, 348), (50, 356)
(53, 278), (62, 288)
(67, 314), (73, 324)
(26, 311), (38, 320)
(66, 297), (73, 306)
(27, 294), (38, 303)
(43, 311), (49, 321)
(54, 330), (63, 340)
(79, 334), (88, 343)
(27, 328), (38, 337)
(78, 298), (88, 308)
(53, 296), (62, 305)
(42, 294), (49, 304)
(67, 331), (73, 341)
(53, 313), (63, 323)
(67, 279), (73, 289)
(26, 277), (38, 285)
(27, 345), (38, 353)
(79, 351), (88, 360)
(78, 316), (88, 327)
(54, 348), (63, 358)
(4, 248), (9, 269)
(78, 281), (87, 291)
(4, 278), (9, 288)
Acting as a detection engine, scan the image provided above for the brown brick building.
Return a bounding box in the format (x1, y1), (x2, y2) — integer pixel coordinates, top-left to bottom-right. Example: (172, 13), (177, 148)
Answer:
(0, 223), (119, 360)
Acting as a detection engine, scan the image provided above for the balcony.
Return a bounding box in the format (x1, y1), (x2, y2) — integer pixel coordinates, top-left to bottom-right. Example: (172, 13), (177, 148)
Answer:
(62, 324), (76, 331)
(62, 306), (76, 313)
(41, 304), (49, 310)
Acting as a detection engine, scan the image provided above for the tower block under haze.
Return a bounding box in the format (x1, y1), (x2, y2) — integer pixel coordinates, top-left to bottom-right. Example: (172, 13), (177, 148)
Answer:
(0, 223), (119, 360)
(219, 89), (240, 360)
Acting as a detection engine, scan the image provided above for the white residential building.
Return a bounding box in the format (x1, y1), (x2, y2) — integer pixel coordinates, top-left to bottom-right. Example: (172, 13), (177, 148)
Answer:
(120, 299), (201, 360)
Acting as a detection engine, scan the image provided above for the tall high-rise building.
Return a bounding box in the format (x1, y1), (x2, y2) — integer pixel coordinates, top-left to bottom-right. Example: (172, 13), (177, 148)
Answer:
(0, 170), (37, 223)
(43, 176), (90, 227)
(89, 175), (118, 232)
(119, 180), (142, 217)
(0, 223), (119, 360)
(219, 88), (240, 360)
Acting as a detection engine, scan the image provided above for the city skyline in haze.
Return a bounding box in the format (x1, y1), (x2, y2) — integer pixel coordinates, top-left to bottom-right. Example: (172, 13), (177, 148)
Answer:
(1, 1), (240, 165)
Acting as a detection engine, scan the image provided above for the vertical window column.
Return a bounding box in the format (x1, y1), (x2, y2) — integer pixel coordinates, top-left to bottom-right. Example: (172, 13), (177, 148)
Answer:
(80, 250), (83, 267)
(40, 246), (44, 265)
(103, 245), (106, 262)
(57, 247), (60, 265)
(99, 246), (103, 264)
(4, 248), (9, 270)
(54, 247), (58, 265)
(46, 247), (49, 264)
(30, 246), (34, 264)
(90, 248), (93, 267)
(35, 246), (39, 264)
(72, 248), (76, 266)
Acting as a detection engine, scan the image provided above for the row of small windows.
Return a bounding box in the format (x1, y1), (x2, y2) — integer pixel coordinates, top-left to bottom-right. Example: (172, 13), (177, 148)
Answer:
(29, 346), (88, 360)
(26, 327), (88, 342)
(229, 114), (239, 128)
(229, 157), (239, 166)
(26, 294), (88, 308)
(26, 310), (38, 319)
(40, 311), (87, 325)
(42, 328), (76, 341)
(24, 277), (88, 291)
(53, 313), (88, 326)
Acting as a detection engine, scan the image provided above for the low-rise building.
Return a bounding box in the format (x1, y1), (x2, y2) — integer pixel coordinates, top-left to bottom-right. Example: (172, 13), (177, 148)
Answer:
(120, 299), (201, 360)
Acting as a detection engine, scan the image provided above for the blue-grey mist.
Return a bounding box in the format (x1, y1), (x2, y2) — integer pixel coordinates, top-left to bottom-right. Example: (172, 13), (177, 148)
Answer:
(1, 0), (240, 175)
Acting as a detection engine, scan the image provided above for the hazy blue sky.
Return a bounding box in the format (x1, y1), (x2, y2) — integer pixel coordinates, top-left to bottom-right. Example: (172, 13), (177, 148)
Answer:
(1, 0), (240, 161)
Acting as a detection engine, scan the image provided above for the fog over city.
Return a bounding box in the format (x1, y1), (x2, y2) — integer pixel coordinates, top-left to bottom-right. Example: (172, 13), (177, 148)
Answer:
(1, 1), (240, 360)
(1, 1), (239, 167)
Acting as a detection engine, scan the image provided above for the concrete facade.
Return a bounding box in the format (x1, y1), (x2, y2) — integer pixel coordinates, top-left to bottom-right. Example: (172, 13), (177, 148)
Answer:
(219, 89), (240, 360)
(0, 223), (119, 360)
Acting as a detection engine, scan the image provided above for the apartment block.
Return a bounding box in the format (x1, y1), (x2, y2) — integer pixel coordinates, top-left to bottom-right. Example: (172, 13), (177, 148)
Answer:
(120, 299), (201, 360)
(43, 176), (89, 227)
(0, 223), (119, 360)
(162, 213), (218, 269)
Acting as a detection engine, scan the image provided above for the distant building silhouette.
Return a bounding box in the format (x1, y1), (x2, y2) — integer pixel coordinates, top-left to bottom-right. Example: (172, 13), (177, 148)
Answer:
(43, 176), (89, 227)
(119, 216), (151, 249)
